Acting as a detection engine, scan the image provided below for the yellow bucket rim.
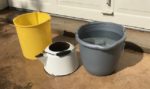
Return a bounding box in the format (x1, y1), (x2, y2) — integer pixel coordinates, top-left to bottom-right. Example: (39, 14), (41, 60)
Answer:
(13, 12), (51, 28)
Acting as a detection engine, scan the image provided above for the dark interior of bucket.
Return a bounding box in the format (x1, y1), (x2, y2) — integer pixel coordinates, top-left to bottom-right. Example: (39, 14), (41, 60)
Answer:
(78, 24), (124, 46)
(49, 42), (70, 51)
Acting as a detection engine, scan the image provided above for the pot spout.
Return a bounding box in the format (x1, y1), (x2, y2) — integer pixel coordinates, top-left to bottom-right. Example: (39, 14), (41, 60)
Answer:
(35, 53), (47, 66)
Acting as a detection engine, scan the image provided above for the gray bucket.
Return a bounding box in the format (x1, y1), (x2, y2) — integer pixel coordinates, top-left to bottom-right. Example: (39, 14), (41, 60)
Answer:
(76, 22), (126, 76)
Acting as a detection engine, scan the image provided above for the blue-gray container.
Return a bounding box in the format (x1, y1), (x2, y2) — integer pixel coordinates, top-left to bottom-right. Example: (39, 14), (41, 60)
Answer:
(76, 22), (126, 76)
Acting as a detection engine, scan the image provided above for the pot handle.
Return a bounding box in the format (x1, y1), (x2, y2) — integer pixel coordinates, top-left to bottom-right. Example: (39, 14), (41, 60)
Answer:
(56, 50), (71, 57)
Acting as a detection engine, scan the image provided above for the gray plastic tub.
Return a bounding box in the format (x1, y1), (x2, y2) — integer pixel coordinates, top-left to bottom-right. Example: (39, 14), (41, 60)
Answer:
(76, 22), (126, 76)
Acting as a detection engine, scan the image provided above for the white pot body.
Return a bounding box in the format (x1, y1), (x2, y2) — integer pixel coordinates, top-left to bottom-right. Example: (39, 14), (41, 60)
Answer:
(0, 0), (8, 10)
(43, 42), (79, 76)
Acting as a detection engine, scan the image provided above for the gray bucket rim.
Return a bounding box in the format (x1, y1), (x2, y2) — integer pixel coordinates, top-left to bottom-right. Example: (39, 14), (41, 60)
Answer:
(76, 22), (126, 50)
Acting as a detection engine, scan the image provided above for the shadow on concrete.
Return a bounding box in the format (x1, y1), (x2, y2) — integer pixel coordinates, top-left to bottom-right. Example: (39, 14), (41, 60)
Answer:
(52, 31), (77, 45)
(0, 18), (7, 31)
(0, 15), (15, 38)
(0, 8), (11, 15)
(0, 7), (26, 24)
(116, 41), (144, 72)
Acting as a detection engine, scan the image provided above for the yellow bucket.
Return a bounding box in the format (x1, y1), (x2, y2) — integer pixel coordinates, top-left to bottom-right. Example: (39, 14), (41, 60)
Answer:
(13, 12), (52, 60)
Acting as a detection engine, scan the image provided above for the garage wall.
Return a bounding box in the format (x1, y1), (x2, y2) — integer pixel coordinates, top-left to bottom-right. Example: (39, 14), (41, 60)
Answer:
(8, 0), (150, 31)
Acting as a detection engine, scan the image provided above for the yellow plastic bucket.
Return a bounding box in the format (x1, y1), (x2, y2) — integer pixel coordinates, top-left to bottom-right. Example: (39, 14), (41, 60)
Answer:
(13, 12), (52, 60)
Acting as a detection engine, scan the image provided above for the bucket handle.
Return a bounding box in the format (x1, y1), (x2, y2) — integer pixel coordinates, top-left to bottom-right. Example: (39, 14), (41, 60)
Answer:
(56, 50), (71, 57)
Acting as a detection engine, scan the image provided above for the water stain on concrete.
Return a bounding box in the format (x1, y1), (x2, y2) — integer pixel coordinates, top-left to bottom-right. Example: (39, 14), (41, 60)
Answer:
(13, 82), (33, 89)
(0, 66), (33, 89)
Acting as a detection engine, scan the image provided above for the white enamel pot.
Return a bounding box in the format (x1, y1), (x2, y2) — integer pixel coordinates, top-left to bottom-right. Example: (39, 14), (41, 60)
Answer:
(36, 42), (79, 76)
